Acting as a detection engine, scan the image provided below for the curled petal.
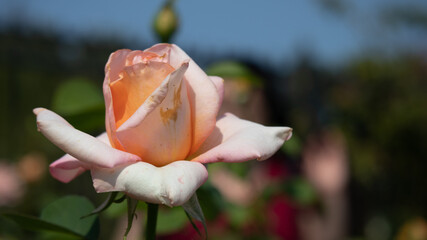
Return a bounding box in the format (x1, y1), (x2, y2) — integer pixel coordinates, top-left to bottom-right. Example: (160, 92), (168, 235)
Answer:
(49, 132), (110, 183)
(191, 113), (292, 164)
(33, 108), (141, 169)
(91, 161), (208, 207)
(105, 49), (132, 83)
(104, 49), (132, 150)
(145, 44), (222, 155)
(116, 62), (192, 166)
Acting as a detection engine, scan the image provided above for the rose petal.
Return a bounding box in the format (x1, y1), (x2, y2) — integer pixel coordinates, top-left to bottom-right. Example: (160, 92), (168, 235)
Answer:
(191, 113), (292, 164)
(145, 44), (222, 155)
(49, 155), (88, 183)
(91, 161), (208, 207)
(116, 62), (192, 166)
(110, 61), (175, 128)
(33, 108), (141, 168)
(103, 50), (132, 150)
(125, 50), (161, 66)
(209, 76), (225, 107)
(105, 49), (132, 83)
(48, 132), (110, 183)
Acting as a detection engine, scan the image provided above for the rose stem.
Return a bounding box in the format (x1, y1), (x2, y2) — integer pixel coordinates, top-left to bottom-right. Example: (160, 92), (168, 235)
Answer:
(145, 203), (159, 240)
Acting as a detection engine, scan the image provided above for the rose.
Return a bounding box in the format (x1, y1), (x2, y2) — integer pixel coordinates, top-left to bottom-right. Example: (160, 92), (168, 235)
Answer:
(34, 44), (292, 206)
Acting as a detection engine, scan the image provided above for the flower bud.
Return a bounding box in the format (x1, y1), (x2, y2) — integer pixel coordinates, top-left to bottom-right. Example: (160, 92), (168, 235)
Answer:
(153, 0), (179, 43)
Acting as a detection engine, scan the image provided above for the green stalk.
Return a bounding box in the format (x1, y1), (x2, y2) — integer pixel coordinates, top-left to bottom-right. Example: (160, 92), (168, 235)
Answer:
(145, 203), (159, 240)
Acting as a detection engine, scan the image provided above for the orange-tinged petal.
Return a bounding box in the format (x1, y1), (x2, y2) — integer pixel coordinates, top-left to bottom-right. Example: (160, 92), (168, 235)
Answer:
(125, 50), (160, 66)
(104, 49), (132, 150)
(116, 62), (192, 166)
(145, 44), (222, 155)
(105, 49), (132, 83)
(110, 61), (175, 128)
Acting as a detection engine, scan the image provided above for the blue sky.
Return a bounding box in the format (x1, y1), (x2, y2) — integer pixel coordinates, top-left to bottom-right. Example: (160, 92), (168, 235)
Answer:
(1, 0), (426, 66)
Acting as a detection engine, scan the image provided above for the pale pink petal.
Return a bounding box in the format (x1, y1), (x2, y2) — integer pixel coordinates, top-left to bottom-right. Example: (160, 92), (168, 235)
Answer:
(96, 132), (110, 144)
(50, 155), (88, 183)
(91, 161), (208, 207)
(33, 108), (141, 168)
(209, 76), (224, 107)
(145, 44), (221, 155)
(105, 49), (132, 83)
(125, 50), (162, 66)
(191, 113), (292, 164)
(116, 62), (192, 167)
(48, 132), (110, 183)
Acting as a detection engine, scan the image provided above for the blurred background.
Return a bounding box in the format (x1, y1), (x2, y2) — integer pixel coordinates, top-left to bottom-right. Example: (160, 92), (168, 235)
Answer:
(1, 0), (427, 239)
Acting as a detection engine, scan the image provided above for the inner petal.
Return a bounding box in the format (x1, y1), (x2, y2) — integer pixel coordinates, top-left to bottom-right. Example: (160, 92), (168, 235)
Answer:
(115, 63), (192, 167)
(125, 51), (160, 66)
(110, 61), (175, 128)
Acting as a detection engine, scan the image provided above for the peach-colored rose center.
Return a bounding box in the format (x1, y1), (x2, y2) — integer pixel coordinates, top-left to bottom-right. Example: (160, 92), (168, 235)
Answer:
(110, 61), (175, 128)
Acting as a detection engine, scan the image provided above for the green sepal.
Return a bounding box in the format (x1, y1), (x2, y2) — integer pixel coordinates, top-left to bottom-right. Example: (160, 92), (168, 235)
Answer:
(114, 194), (127, 203)
(81, 192), (119, 219)
(123, 196), (138, 240)
(182, 193), (207, 239)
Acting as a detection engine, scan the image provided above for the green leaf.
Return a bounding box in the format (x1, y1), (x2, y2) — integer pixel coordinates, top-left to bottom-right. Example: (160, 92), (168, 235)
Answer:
(40, 195), (99, 239)
(282, 177), (317, 206)
(52, 78), (104, 116)
(281, 133), (302, 157)
(206, 61), (262, 87)
(156, 206), (187, 234)
(182, 194), (207, 238)
(1, 212), (84, 238)
(196, 183), (224, 221)
(60, 108), (105, 133)
(226, 204), (251, 227)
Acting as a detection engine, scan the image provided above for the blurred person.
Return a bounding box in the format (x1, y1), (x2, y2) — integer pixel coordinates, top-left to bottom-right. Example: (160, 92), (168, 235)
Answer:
(219, 77), (269, 125)
(207, 62), (299, 239)
(298, 130), (349, 240)
(209, 62), (274, 207)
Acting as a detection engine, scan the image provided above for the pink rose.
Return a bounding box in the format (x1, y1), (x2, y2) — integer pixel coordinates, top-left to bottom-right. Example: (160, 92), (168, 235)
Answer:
(34, 44), (292, 206)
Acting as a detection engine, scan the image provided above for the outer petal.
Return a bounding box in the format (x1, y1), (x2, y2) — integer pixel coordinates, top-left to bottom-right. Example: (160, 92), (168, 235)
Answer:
(191, 113), (293, 164)
(116, 62), (192, 167)
(104, 49), (132, 150)
(50, 155), (88, 183)
(49, 132), (110, 183)
(145, 44), (222, 155)
(34, 108), (141, 168)
(210, 76), (225, 107)
(105, 49), (132, 83)
(91, 161), (208, 207)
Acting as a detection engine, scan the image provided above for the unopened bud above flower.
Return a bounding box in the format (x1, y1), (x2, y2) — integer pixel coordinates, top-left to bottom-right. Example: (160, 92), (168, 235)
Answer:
(153, 0), (179, 43)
